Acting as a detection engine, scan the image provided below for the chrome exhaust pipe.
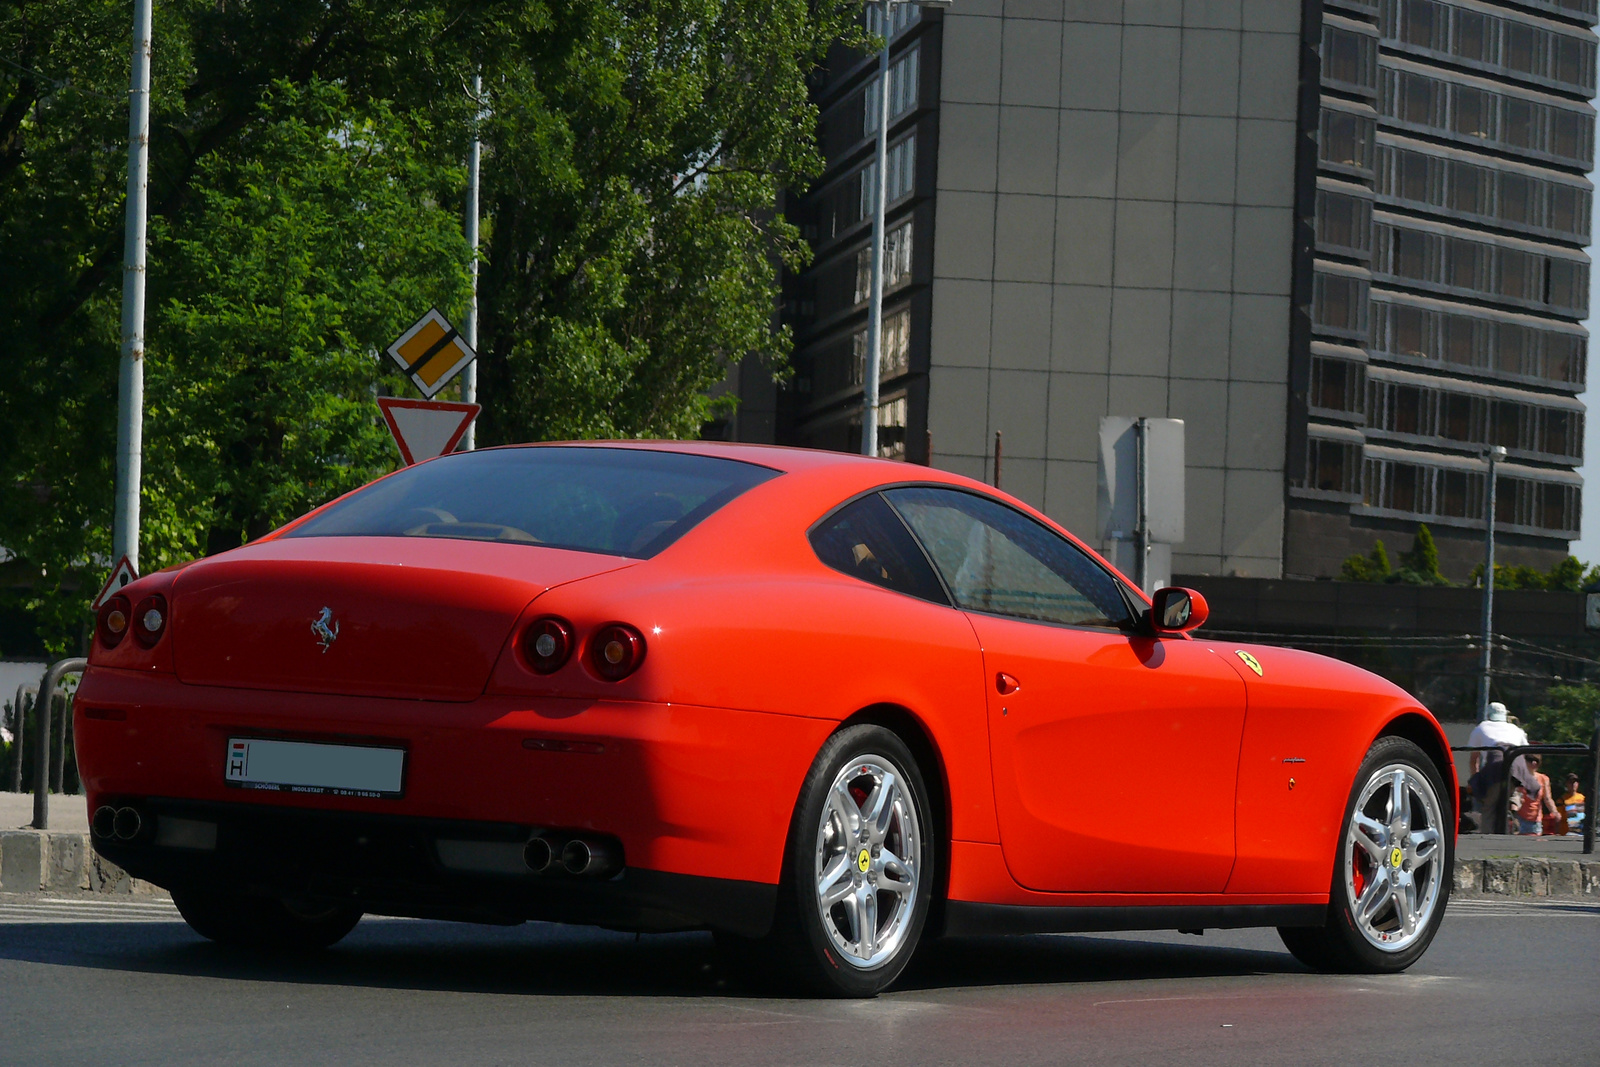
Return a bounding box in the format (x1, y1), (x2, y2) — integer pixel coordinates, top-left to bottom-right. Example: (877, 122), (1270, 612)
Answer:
(112, 806), (143, 841)
(523, 835), (556, 874)
(92, 806), (118, 839)
(560, 836), (621, 878)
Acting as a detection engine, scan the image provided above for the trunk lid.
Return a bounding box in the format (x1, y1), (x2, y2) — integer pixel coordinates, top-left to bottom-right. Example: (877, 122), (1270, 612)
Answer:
(171, 536), (633, 701)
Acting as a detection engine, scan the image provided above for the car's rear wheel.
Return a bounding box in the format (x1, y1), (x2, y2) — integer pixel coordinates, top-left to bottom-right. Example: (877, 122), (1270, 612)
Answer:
(1279, 736), (1452, 973)
(720, 724), (934, 997)
(172, 886), (362, 951)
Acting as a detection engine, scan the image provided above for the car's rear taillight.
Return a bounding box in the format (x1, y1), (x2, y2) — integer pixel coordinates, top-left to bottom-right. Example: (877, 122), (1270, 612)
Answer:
(521, 616), (575, 674)
(132, 594), (168, 648)
(98, 595), (132, 649)
(588, 624), (646, 682)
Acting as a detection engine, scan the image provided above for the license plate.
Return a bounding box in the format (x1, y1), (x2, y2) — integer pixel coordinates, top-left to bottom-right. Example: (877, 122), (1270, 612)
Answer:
(225, 737), (406, 798)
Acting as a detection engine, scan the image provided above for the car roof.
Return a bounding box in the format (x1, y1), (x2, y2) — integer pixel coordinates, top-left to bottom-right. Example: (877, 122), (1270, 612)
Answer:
(496, 439), (917, 476)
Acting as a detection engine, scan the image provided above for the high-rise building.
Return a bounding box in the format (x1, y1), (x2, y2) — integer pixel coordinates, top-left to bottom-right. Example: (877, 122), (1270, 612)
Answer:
(724, 1), (1596, 581)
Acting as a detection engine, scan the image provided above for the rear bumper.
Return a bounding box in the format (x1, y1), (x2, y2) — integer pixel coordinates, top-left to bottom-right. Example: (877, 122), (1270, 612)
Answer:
(74, 666), (833, 930)
(91, 797), (776, 934)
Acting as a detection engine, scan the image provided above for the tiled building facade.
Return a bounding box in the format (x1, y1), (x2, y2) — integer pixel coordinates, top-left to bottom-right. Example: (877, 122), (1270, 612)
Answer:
(726, 0), (1595, 581)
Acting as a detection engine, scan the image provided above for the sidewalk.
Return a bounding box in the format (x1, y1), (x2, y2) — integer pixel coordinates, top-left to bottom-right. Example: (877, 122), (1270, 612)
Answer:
(1, 792), (1595, 900)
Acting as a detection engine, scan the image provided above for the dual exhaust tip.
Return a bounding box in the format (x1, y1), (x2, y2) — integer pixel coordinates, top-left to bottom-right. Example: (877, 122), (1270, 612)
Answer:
(92, 805), (146, 842)
(523, 833), (621, 878)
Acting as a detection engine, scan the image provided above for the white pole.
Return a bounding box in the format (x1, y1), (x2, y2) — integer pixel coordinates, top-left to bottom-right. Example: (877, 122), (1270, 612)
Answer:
(1478, 444), (1506, 720)
(114, 0), (153, 573)
(461, 73), (483, 450)
(861, 0), (893, 457)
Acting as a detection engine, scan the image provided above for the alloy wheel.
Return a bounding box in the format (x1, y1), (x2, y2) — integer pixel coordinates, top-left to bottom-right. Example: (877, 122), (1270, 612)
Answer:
(1344, 762), (1446, 952)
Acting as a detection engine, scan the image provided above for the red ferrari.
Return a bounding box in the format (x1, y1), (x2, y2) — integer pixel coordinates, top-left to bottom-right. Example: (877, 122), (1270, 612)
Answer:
(76, 442), (1456, 996)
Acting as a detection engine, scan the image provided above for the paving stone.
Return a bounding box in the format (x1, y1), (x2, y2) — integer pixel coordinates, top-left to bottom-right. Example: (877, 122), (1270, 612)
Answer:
(1451, 859), (1482, 893)
(1514, 859), (1550, 896)
(0, 830), (46, 892)
(1547, 861), (1582, 897)
(1481, 858), (1515, 895)
(46, 832), (85, 891)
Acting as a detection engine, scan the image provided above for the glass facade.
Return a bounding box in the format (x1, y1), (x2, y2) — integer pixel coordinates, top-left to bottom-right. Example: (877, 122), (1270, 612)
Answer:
(1296, 0), (1592, 544)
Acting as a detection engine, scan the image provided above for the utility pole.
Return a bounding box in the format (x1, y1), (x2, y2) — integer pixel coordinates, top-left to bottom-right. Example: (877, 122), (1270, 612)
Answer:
(461, 72), (483, 450)
(1478, 445), (1507, 720)
(114, 0), (154, 572)
(860, 0), (893, 457)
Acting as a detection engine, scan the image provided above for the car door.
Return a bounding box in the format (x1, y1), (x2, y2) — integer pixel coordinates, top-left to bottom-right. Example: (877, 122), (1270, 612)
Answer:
(885, 486), (1247, 894)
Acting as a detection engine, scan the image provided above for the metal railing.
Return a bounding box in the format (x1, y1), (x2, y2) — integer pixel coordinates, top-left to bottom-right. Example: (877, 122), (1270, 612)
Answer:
(1454, 737), (1596, 854)
(4, 658), (89, 830)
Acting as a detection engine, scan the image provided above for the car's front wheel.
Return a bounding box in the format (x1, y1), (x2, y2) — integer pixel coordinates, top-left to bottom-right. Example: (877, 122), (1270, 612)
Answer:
(1279, 735), (1452, 972)
(172, 886), (362, 951)
(722, 724), (934, 997)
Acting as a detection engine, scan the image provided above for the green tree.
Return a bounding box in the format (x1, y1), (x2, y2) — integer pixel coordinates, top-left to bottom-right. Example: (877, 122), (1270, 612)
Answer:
(1523, 684), (1600, 745)
(1, 1), (855, 653)
(1341, 539), (1391, 582)
(1389, 524), (1450, 585)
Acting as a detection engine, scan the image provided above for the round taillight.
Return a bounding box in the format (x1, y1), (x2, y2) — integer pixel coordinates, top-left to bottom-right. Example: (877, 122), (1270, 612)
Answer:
(98, 595), (132, 649)
(521, 616), (574, 674)
(132, 594), (168, 648)
(588, 624), (646, 682)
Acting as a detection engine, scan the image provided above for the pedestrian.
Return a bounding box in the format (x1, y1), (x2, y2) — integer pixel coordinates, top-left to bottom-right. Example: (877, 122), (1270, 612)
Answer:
(1560, 773), (1585, 834)
(1466, 702), (1527, 832)
(1508, 754), (1557, 836)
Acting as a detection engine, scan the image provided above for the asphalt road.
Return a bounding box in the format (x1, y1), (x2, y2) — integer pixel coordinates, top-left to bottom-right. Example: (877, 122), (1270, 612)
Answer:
(0, 895), (1594, 1066)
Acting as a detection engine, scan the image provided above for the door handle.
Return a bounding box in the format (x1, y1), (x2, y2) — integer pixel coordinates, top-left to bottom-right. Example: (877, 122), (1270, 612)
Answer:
(995, 672), (1021, 696)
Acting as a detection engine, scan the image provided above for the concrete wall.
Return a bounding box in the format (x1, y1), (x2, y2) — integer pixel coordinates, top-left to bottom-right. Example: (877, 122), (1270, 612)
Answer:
(926, 0), (1301, 577)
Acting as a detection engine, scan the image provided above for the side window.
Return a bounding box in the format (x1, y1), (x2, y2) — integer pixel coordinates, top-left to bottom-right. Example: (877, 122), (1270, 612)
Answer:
(809, 493), (950, 605)
(884, 486), (1133, 629)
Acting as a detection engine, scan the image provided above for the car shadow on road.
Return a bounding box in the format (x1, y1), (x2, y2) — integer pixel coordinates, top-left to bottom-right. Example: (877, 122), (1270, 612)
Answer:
(0, 916), (1307, 999)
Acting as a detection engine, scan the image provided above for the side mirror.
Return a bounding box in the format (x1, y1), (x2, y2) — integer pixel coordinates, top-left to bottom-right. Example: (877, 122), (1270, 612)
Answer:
(1150, 587), (1208, 634)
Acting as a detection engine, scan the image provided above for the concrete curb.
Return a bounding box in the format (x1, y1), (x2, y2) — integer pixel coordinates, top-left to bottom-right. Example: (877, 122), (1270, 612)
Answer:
(1451, 855), (1600, 899)
(0, 830), (165, 897)
(4, 829), (1597, 902)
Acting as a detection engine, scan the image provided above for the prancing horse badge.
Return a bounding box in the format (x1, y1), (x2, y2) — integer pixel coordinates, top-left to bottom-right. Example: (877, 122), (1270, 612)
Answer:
(312, 607), (340, 653)
(1235, 650), (1263, 676)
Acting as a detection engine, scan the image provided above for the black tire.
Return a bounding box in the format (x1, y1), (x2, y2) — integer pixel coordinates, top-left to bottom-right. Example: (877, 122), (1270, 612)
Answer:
(172, 887), (362, 951)
(1279, 735), (1453, 973)
(720, 724), (936, 997)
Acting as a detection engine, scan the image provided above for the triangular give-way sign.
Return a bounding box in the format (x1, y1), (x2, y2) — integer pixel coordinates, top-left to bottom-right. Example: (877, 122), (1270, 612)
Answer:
(91, 555), (138, 610)
(377, 397), (480, 466)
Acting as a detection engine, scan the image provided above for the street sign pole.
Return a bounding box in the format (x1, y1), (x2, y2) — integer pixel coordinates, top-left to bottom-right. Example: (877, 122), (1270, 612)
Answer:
(114, 0), (154, 572)
(461, 72), (483, 451)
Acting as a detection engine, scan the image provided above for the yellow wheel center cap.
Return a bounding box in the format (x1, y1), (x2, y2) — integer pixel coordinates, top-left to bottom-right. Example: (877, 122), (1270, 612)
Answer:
(1390, 847), (1404, 868)
(858, 849), (871, 873)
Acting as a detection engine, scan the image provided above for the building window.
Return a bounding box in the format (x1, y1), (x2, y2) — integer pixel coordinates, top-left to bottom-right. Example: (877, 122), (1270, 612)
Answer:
(859, 133), (917, 218)
(1377, 65), (1596, 168)
(1305, 437), (1363, 495)
(854, 220), (913, 304)
(1369, 297), (1588, 388)
(1376, 143), (1592, 242)
(1373, 220), (1590, 316)
(1320, 107), (1376, 174)
(1323, 21), (1378, 94)
(1379, 0), (1598, 95)
(1316, 188), (1374, 257)
(864, 45), (920, 136)
(875, 395), (908, 460)
(1310, 355), (1367, 415)
(852, 306), (912, 386)
(1312, 269), (1370, 338)
(864, 2), (919, 39)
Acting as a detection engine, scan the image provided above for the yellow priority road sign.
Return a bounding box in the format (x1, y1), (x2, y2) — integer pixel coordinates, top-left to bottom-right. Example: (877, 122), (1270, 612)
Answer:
(385, 308), (476, 398)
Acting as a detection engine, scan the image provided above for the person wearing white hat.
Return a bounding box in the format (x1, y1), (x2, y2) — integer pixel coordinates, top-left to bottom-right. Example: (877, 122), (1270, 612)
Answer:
(1465, 702), (1528, 831)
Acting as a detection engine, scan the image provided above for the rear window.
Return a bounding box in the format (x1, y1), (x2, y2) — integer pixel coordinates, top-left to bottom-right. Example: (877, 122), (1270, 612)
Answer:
(286, 446), (780, 557)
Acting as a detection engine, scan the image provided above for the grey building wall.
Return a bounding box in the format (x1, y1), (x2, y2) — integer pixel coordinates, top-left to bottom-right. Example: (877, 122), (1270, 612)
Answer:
(925, 0), (1303, 578)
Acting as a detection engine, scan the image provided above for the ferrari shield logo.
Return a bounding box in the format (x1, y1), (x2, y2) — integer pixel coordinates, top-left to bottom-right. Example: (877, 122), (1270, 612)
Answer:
(1235, 650), (1263, 676)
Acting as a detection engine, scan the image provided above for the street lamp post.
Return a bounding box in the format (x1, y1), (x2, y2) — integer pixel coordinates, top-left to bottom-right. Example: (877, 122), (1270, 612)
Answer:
(860, 1), (949, 458)
(114, 0), (154, 572)
(1478, 444), (1507, 720)
(461, 72), (483, 450)
(860, 0), (893, 458)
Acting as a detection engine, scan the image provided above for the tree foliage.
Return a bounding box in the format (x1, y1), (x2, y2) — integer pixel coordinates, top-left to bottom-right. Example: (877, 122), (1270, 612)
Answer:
(0, 0), (855, 654)
(1523, 684), (1600, 745)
